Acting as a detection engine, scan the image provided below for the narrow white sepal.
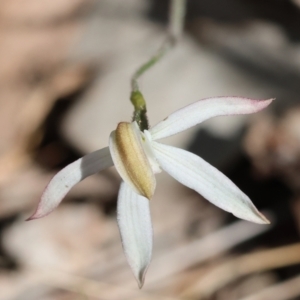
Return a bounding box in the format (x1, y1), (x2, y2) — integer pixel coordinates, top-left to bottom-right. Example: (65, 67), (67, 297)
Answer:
(152, 142), (269, 224)
(150, 97), (274, 140)
(28, 147), (113, 220)
(117, 182), (153, 288)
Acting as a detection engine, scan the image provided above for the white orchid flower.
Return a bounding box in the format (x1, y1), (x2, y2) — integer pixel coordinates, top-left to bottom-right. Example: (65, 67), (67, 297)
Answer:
(28, 96), (273, 288)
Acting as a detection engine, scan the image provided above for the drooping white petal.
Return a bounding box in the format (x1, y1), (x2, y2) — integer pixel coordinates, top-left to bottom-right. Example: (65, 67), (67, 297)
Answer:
(28, 147), (113, 220)
(117, 182), (152, 288)
(152, 142), (269, 224)
(150, 97), (274, 140)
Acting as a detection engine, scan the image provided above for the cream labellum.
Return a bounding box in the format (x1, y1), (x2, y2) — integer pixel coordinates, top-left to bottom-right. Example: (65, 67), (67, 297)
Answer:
(109, 122), (156, 200)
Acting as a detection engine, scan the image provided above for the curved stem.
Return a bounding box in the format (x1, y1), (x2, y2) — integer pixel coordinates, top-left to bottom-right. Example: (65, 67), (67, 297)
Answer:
(131, 0), (186, 92)
(130, 0), (186, 131)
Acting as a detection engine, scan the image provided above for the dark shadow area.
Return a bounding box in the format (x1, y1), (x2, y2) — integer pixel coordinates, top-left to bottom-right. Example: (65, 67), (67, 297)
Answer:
(188, 129), (299, 284)
(33, 93), (84, 170)
(0, 215), (19, 271)
(149, 0), (300, 41)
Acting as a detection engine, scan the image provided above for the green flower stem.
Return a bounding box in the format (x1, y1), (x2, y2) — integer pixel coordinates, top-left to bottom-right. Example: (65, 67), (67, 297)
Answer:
(131, 0), (186, 130)
(169, 0), (186, 41)
(130, 90), (149, 131)
(131, 39), (173, 93)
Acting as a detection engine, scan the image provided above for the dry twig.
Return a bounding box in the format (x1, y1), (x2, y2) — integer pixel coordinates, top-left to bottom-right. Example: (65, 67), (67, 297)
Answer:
(181, 243), (300, 299)
(239, 274), (300, 300)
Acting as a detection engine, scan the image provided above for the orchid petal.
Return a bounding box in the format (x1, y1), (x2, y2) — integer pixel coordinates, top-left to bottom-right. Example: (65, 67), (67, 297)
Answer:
(150, 97), (274, 140)
(28, 147), (113, 220)
(117, 182), (152, 288)
(152, 142), (269, 224)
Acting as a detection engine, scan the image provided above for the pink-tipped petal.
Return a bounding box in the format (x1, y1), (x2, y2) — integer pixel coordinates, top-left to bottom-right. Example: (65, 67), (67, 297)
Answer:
(152, 142), (269, 224)
(150, 97), (274, 140)
(28, 147), (113, 220)
(117, 182), (153, 288)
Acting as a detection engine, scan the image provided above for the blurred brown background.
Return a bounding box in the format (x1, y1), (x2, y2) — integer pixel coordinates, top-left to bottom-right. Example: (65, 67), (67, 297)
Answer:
(1, 0), (300, 299)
